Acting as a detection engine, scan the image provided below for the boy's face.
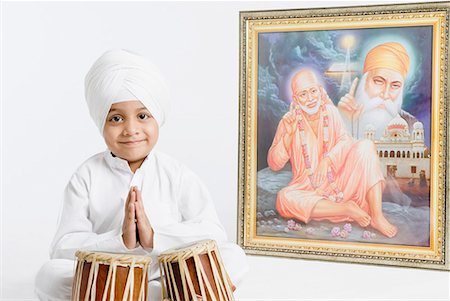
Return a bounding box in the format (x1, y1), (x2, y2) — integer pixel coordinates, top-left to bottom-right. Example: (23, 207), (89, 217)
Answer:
(103, 100), (159, 165)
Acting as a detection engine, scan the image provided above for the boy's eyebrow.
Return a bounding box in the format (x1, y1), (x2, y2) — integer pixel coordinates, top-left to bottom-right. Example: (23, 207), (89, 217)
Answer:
(108, 107), (149, 113)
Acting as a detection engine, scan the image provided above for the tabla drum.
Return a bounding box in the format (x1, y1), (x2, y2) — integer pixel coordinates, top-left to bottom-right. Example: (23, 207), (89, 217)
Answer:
(72, 251), (151, 301)
(158, 239), (234, 301)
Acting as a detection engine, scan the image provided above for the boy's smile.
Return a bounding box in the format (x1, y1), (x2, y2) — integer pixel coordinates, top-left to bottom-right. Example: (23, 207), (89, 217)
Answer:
(119, 139), (146, 146)
(103, 100), (159, 172)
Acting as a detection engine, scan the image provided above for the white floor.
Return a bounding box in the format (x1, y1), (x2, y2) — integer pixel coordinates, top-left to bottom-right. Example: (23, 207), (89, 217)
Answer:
(2, 253), (450, 301)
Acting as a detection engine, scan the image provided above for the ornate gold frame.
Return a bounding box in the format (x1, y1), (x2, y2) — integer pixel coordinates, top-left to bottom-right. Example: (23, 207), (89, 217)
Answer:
(238, 2), (450, 270)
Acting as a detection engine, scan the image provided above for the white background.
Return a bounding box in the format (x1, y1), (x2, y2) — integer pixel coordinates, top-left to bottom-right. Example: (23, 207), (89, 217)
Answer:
(1, 1), (449, 300)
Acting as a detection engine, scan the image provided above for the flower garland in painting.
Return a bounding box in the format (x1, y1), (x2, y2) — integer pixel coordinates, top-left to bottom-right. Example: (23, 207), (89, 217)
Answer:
(295, 105), (344, 202)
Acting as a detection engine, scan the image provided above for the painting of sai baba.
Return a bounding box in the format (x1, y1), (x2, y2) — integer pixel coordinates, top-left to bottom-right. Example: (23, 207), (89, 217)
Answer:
(256, 26), (432, 247)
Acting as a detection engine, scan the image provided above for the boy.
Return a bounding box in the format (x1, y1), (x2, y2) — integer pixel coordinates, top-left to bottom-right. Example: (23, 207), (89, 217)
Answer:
(35, 49), (248, 300)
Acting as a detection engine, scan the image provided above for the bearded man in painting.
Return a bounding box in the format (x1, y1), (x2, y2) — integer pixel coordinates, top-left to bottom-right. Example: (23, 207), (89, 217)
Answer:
(338, 42), (417, 139)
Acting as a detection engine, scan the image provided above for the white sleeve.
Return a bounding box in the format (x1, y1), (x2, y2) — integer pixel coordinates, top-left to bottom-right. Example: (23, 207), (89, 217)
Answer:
(50, 171), (141, 260)
(150, 166), (227, 254)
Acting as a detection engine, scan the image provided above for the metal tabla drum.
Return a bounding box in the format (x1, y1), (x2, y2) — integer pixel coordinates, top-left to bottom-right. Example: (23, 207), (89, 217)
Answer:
(158, 239), (234, 301)
(72, 251), (151, 301)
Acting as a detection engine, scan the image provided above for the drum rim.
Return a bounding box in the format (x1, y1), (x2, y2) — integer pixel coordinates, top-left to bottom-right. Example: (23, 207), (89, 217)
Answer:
(75, 250), (152, 265)
(157, 239), (217, 260)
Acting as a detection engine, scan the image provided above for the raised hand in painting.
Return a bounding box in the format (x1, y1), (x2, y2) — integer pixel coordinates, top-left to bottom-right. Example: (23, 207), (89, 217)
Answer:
(281, 102), (299, 148)
(122, 187), (138, 249)
(338, 77), (362, 119)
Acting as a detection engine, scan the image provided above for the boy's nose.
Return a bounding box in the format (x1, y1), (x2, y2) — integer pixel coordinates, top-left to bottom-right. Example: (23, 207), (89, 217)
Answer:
(122, 121), (138, 136)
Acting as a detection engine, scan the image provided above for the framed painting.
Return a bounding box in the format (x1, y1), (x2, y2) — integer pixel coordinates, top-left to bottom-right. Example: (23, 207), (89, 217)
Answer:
(237, 2), (450, 269)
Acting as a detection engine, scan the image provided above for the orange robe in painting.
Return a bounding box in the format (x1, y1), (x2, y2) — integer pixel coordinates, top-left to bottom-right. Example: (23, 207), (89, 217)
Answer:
(267, 104), (385, 223)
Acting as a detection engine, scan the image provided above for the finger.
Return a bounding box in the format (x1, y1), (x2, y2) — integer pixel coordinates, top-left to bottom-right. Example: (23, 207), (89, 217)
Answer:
(129, 190), (137, 221)
(135, 189), (148, 216)
(339, 99), (356, 112)
(343, 95), (359, 111)
(125, 186), (138, 209)
(338, 101), (351, 112)
(134, 202), (144, 245)
(136, 220), (153, 249)
(134, 198), (146, 222)
(137, 191), (152, 227)
(127, 202), (136, 224)
(284, 114), (294, 126)
(349, 77), (359, 97)
(289, 101), (294, 113)
(131, 189), (137, 204)
(288, 114), (296, 123)
(135, 201), (151, 230)
(125, 188), (132, 210)
(135, 200), (143, 221)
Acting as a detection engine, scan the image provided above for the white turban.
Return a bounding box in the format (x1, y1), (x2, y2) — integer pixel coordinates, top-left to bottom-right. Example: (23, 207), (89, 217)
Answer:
(84, 49), (170, 134)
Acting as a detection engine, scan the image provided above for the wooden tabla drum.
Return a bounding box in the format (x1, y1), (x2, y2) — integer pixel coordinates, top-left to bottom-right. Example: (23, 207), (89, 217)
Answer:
(158, 239), (234, 301)
(72, 251), (151, 301)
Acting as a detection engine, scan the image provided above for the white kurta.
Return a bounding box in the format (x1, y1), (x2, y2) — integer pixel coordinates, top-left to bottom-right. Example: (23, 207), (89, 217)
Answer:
(35, 150), (248, 301)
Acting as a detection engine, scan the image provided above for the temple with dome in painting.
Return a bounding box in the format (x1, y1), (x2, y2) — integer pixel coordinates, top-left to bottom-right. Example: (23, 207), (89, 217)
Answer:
(363, 115), (430, 180)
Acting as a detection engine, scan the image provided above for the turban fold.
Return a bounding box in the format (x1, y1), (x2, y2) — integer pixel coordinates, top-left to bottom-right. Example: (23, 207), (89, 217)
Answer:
(84, 49), (170, 134)
(363, 42), (410, 78)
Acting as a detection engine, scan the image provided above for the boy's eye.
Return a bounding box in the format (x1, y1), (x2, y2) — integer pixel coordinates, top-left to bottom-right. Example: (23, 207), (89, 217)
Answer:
(110, 116), (123, 123)
(138, 113), (150, 120)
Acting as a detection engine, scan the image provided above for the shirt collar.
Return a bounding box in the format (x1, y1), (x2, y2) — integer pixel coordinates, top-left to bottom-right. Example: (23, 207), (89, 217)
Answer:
(104, 150), (153, 173)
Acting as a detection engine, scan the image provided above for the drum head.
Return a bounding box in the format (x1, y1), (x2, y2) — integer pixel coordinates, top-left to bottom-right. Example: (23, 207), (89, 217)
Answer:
(158, 239), (216, 258)
(76, 250), (151, 266)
